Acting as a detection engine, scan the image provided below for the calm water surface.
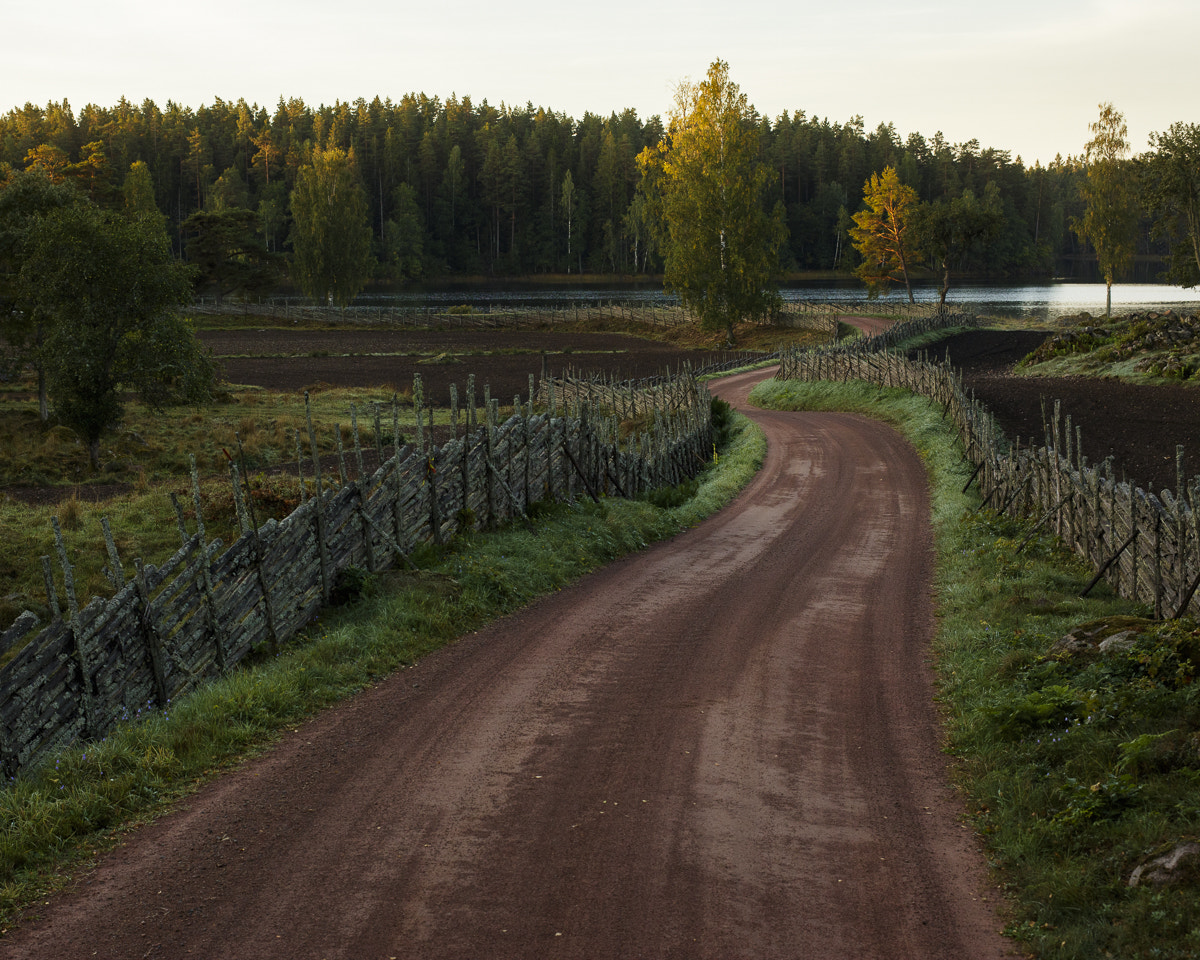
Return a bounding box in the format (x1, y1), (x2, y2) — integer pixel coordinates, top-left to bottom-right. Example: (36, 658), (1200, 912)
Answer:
(354, 282), (1200, 321)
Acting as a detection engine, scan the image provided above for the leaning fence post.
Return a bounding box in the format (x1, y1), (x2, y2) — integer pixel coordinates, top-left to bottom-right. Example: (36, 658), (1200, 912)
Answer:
(351, 403), (366, 479)
(51, 516), (96, 736)
(305, 392), (333, 603)
(133, 558), (170, 706)
(100, 518), (125, 591)
(41, 555), (60, 619)
(190, 457), (229, 674)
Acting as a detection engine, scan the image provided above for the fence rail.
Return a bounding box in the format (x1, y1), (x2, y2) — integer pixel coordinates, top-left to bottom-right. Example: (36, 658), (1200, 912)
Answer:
(777, 316), (1200, 620)
(0, 371), (714, 779)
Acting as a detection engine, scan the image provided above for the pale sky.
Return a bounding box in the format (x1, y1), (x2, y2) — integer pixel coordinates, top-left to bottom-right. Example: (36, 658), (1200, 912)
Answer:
(6, 0), (1196, 167)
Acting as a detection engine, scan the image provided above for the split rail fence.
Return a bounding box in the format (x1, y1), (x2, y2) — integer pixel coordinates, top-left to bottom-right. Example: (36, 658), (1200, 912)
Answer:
(0, 371), (714, 779)
(778, 316), (1200, 621)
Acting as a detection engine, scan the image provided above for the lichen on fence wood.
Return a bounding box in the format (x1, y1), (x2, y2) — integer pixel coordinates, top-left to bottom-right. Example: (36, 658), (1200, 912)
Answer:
(777, 313), (1200, 622)
(0, 370), (714, 780)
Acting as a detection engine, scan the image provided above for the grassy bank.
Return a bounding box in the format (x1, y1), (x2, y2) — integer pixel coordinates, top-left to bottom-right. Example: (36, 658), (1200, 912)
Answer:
(752, 377), (1200, 960)
(0, 403), (764, 931)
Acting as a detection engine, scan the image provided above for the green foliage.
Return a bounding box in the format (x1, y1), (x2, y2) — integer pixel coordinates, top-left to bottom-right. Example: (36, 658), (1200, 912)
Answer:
(912, 183), (1004, 303)
(381, 182), (425, 281)
(121, 161), (167, 235)
(991, 683), (1089, 736)
(181, 207), (283, 300)
(1020, 310), (1200, 382)
(1144, 121), (1200, 289)
(710, 395), (734, 447)
(18, 204), (215, 466)
(640, 477), (699, 509)
(4, 93), (1186, 285)
(0, 168), (84, 385)
(330, 565), (375, 606)
(849, 166), (920, 302)
(750, 372), (1200, 959)
(643, 60), (786, 340)
(0, 404), (763, 924)
(1072, 103), (1138, 316)
(289, 147), (375, 306)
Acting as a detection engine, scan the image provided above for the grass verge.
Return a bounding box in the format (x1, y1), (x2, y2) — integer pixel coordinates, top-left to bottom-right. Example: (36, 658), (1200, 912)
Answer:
(752, 377), (1200, 960)
(0, 406), (765, 932)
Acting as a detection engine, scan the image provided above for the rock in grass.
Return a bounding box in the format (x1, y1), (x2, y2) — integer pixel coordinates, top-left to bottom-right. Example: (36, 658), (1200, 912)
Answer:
(1129, 843), (1200, 888)
(1049, 616), (1156, 658)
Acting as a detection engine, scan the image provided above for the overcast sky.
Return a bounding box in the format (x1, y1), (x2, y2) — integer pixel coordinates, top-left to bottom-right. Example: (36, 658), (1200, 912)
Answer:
(6, 0), (1196, 166)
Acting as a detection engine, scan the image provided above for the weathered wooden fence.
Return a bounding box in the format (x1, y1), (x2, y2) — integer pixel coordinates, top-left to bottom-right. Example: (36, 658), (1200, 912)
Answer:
(778, 318), (1200, 620)
(541, 353), (780, 417)
(0, 372), (714, 779)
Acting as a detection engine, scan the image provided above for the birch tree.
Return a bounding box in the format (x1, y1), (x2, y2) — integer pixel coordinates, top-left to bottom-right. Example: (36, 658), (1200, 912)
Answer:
(1072, 103), (1136, 316)
(290, 146), (375, 306)
(642, 60), (785, 342)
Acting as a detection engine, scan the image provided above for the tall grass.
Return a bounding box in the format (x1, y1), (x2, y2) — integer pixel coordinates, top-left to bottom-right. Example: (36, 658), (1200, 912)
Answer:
(0, 411), (765, 930)
(752, 377), (1200, 960)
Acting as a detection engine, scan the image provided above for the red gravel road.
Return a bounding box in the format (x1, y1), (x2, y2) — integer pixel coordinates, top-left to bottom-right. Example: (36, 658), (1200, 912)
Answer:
(1, 369), (1014, 960)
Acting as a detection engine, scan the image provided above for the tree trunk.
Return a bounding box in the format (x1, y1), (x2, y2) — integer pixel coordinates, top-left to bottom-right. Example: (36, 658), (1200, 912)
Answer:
(899, 251), (914, 303)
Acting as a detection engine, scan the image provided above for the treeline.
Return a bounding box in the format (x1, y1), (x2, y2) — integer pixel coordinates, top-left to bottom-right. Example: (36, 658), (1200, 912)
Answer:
(0, 94), (1168, 285)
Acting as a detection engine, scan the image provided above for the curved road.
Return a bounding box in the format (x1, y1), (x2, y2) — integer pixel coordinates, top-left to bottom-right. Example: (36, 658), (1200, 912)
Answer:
(2, 369), (1012, 960)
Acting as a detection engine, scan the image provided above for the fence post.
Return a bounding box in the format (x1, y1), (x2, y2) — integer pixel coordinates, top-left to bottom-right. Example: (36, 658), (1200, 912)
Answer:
(305, 393), (333, 604)
(52, 517), (96, 737)
(189, 459), (228, 674)
(133, 559), (170, 706)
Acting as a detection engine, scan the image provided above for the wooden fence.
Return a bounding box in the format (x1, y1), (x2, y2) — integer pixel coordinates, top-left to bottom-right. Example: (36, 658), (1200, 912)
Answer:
(542, 353), (780, 416)
(0, 372), (714, 779)
(778, 318), (1200, 621)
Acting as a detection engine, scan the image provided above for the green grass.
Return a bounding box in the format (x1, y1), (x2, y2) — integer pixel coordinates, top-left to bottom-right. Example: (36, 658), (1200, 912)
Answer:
(0, 375), (438, 489)
(0, 379), (521, 641)
(0, 408), (766, 931)
(752, 376), (1200, 959)
(1017, 312), (1200, 385)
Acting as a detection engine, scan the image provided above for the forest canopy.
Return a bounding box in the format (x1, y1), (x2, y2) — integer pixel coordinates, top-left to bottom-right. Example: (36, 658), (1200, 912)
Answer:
(0, 91), (1188, 294)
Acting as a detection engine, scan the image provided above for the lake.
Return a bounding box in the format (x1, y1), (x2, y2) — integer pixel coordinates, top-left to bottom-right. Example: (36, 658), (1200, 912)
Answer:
(351, 281), (1200, 321)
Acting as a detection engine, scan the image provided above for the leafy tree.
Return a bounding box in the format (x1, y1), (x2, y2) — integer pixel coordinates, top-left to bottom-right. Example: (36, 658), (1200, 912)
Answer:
(1143, 122), (1200, 288)
(561, 170), (578, 273)
(250, 129), (281, 187)
(913, 183), (1004, 304)
(66, 141), (112, 202)
(122, 160), (168, 237)
(381, 182), (425, 281)
(23, 143), (70, 181)
(0, 90), (1153, 285)
(289, 146), (375, 305)
(0, 168), (84, 418)
(181, 207), (283, 301)
(850, 166), (920, 302)
(644, 59), (785, 342)
(257, 181), (288, 253)
(1072, 103), (1137, 315)
(18, 205), (214, 466)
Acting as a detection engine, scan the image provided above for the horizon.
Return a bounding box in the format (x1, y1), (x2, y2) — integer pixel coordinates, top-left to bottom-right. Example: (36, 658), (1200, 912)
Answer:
(6, 0), (1196, 167)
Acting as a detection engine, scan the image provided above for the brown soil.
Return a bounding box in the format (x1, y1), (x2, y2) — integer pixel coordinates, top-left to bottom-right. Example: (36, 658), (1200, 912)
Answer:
(0, 368), (1015, 960)
(204, 328), (719, 403)
(927, 330), (1200, 493)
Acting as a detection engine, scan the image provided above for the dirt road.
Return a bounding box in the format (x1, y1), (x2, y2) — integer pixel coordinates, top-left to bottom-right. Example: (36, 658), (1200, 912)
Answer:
(2, 368), (1012, 959)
